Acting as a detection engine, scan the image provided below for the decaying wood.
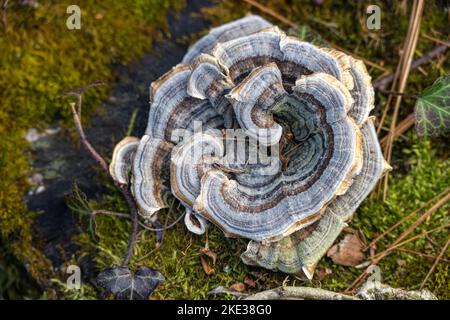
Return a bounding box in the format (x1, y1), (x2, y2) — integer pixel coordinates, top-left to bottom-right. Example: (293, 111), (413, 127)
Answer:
(245, 286), (359, 300)
(243, 282), (437, 300)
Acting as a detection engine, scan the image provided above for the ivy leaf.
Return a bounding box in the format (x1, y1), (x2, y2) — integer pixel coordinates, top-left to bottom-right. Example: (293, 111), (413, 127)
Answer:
(414, 76), (450, 137)
(97, 266), (164, 300)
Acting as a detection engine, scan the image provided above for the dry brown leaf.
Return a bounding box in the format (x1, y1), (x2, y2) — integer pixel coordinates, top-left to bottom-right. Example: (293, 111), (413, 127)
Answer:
(200, 247), (217, 265)
(244, 276), (256, 287)
(327, 234), (365, 266)
(229, 282), (246, 292)
(200, 256), (214, 275)
(315, 267), (333, 280)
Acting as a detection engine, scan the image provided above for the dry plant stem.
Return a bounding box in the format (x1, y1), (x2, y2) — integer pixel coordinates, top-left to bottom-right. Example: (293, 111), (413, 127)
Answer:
(69, 96), (138, 267)
(370, 224), (450, 261)
(382, 191), (450, 254)
(245, 286), (359, 300)
(380, 114), (415, 148)
(377, 89), (419, 99)
(92, 210), (131, 219)
(90, 208), (185, 232)
(348, 224), (450, 294)
(421, 34), (450, 48)
(346, 191), (449, 294)
(243, 0), (297, 28)
(382, 0), (424, 201)
(70, 102), (108, 172)
(376, 0), (420, 138)
(373, 42), (449, 90)
(420, 238), (450, 289)
(365, 188), (450, 250)
(243, 0), (387, 72)
(396, 247), (450, 263)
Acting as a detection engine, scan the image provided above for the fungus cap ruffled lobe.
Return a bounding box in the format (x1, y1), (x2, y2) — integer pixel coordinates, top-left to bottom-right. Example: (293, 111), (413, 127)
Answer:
(116, 15), (387, 278)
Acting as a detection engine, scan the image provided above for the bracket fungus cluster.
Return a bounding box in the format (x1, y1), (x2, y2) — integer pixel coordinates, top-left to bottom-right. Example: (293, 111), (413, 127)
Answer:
(110, 15), (390, 279)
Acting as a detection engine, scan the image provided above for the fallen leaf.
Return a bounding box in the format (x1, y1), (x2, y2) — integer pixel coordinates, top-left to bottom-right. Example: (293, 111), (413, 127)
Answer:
(244, 276), (256, 287)
(229, 282), (246, 292)
(199, 246), (217, 275)
(397, 259), (406, 266)
(200, 247), (217, 264)
(315, 267), (333, 281)
(327, 234), (365, 267)
(97, 266), (164, 300)
(200, 256), (214, 275)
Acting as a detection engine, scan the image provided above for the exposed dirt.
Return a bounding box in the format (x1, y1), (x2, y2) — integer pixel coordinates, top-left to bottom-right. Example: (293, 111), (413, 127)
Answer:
(26, 0), (212, 268)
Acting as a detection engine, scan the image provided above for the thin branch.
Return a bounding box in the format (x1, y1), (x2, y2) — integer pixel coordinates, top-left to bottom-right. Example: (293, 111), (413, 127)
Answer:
(92, 210), (131, 219)
(395, 247), (450, 263)
(66, 84), (140, 267)
(376, 89), (419, 99)
(346, 224), (449, 294)
(421, 34), (450, 48)
(365, 188), (450, 250)
(381, 191), (450, 254)
(373, 42), (449, 90)
(420, 238), (450, 289)
(382, 0), (424, 201)
(245, 286), (359, 300)
(69, 102), (108, 172)
(379, 114), (415, 148)
(370, 224), (450, 261)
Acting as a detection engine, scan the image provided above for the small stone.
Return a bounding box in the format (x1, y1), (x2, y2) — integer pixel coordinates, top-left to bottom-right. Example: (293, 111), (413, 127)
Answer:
(30, 173), (44, 186)
(25, 128), (41, 143)
(36, 185), (46, 194)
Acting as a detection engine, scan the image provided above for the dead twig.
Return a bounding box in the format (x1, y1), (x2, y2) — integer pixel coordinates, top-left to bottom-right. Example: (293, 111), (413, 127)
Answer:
(382, 0), (424, 201)
(421, 34), (450, 48)
(66, 84), (139, 267)
(370, 224), (450, 261)
(379, 114), (415, 148)
(347, 224), (450, 294)
(245, 286), (359, 300)
(420, 238), (450, 289)
(373, 42), (449, 90)
(365, 188), (450, 250)
(346, 190), (449, 294)
(395, 247), (450, 263)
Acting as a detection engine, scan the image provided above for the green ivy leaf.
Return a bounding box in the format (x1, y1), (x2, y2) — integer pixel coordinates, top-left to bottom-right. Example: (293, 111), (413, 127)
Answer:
(97, 266), (164, 300)
(414, 76), (450, 137)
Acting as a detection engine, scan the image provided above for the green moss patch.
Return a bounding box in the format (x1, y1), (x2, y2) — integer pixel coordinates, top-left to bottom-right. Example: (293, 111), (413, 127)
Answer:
(0, 0), (184, 297)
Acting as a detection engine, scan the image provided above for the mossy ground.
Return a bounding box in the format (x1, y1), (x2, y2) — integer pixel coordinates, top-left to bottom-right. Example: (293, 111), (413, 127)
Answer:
(1, 0), (449, 299)
(0, 0), (184, 298)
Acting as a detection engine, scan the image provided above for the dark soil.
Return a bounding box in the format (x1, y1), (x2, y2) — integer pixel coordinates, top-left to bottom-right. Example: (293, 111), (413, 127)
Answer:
(26, 0), (212, 269)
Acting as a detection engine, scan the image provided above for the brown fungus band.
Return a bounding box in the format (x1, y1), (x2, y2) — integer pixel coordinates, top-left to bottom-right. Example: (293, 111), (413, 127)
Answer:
(110, 15), (390, 279)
